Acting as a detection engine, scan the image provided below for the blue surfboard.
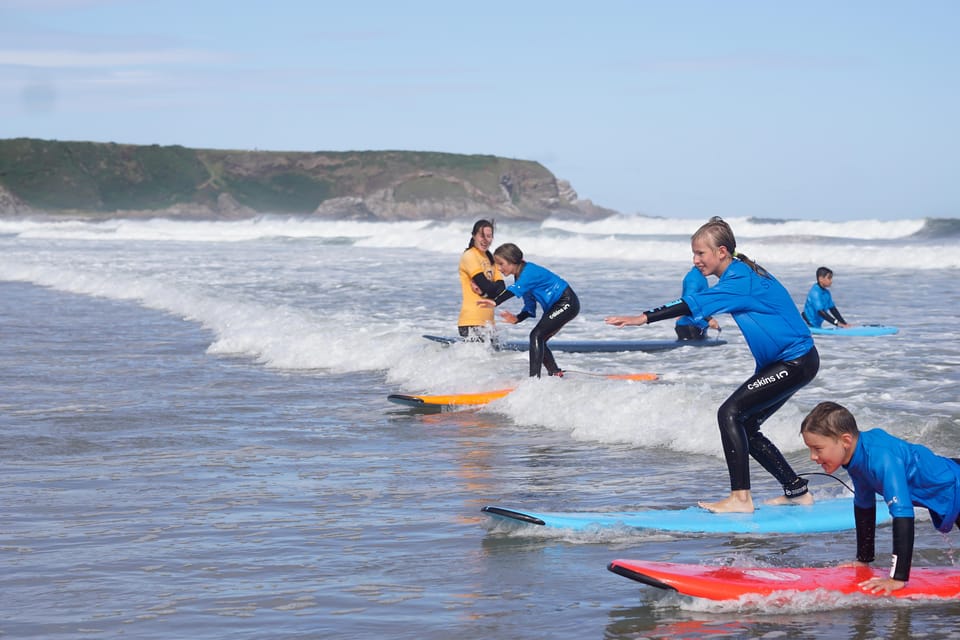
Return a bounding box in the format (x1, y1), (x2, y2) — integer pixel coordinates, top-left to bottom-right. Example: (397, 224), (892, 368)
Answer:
(808, 325), (898, 337)
(423, 334), (726, 353)
(482, 498), (890, 534)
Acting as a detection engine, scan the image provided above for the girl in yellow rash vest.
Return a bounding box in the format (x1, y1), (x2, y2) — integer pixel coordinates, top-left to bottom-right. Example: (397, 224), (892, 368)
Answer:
(458, 219), (505, 341)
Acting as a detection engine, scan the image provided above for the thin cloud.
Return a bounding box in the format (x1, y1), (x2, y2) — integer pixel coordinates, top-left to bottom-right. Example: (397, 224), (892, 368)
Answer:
(0, 48), (232, 68)
(0, 0), (127, 9)
(620, 53), (861, 74)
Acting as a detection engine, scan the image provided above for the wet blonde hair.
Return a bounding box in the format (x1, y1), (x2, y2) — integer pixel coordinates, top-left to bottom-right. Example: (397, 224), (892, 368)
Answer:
(693, 216), (769, 277)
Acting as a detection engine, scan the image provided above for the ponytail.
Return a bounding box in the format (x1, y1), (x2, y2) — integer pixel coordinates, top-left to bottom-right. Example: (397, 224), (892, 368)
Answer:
(732, 249), (769, 278)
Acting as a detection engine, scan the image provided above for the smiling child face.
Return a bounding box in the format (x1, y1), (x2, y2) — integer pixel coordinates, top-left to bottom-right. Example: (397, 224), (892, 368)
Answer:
(802, 431), (854, 474)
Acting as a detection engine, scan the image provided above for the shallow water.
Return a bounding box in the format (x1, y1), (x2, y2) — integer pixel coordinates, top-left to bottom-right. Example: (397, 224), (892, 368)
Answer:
(1, 216), (959, 638)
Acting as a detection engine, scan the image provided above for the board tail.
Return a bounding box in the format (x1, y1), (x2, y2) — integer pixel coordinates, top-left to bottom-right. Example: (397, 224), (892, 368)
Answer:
(387, 394), (428, 408)
(482, 506), (546, 526)
(607, 561), (676, 591)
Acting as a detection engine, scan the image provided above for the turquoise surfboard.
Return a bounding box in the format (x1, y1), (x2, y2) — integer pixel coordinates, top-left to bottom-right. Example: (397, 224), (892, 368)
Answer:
(482, 498), (890, 534)
(808, 325), (898, 337)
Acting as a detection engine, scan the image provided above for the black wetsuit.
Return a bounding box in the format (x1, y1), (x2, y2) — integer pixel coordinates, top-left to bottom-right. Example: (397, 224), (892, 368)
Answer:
(492, 286), (580, 377)
(717, 349), (820, 493)
(645, 260), (818, 498)
(526, 287), (580, 377)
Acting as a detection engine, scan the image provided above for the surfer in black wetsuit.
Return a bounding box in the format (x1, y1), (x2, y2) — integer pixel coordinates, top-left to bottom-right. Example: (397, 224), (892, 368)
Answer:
(478, 243), (580, 378)
(606, 218), (817, 513)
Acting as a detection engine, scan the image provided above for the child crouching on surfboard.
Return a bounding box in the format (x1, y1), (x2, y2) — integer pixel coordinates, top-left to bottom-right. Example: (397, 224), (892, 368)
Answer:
(801, 401), (960, 594)
(477, 243), (579, 378)
(606, 217), (818, 513)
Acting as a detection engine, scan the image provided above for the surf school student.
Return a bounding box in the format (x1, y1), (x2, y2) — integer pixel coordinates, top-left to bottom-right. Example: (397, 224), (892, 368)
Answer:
(675, 266), (719, 340)
(477, 243), (580, 377)
(458, 219), (505, 341)
(801, 401), (960, 595)
(802, 266), (850, 328)
(605, 217), (818, 513)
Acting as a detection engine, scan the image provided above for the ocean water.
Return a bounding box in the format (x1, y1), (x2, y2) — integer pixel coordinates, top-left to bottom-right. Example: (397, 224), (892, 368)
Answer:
(1, 214), (958, 639)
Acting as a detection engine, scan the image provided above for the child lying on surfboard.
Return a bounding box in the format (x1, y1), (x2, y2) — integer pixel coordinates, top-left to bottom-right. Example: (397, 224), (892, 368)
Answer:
(801, 401), (960, 594)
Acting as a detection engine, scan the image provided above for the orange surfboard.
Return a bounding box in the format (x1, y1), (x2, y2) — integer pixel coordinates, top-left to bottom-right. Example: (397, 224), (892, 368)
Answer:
(388, 372), (657, 409)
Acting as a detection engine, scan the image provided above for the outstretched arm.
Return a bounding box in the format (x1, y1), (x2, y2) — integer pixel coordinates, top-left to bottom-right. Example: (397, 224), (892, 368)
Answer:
(605, 313), (647, 327)
(477, 288), (516, 308)
(606, 300), (691, 328)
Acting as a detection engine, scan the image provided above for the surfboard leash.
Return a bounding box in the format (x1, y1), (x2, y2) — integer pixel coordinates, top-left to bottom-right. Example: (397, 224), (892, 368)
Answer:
(798, 471), (854, 494)
(562, 369), (604, 377)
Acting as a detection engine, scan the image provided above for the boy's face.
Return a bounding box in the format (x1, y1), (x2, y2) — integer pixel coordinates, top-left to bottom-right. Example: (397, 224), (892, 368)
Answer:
(802, 431), (853, 474)
(817, 273), (834, 288)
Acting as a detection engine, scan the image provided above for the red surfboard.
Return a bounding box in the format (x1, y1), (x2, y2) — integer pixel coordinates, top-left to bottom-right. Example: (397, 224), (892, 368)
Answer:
(608, 559), (960, 600)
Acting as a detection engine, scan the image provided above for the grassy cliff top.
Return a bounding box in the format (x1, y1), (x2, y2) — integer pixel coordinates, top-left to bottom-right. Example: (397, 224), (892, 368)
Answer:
(0, 138), (579, 220)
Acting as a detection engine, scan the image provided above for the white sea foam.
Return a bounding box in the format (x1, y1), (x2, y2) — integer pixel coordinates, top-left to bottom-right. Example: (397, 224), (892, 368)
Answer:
(544, 214), (928, 240)
(0, 213), (956, 458)
(1, 214), (953, 268)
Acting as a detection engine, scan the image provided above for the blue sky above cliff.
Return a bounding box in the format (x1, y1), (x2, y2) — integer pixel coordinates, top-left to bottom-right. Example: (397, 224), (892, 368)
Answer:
(1, 0), (957, 221)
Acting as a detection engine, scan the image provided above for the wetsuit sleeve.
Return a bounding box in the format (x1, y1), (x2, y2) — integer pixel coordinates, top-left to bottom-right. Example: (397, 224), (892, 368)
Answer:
(890, 517), (914, 581)
(472, 273), (505, 298)
(644, 299), (691, 324)
(489, 288), (530, 322)
(818, 309), (840, 326)
(828, 306), (847, 325)
(491, 289), (516, 306)
(854, 504), (876, 563)
(517, 292), (538, 320)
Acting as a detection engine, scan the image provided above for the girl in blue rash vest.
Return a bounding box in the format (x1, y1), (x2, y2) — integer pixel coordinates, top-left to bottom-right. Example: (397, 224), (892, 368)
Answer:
(605, 217), (819, 513)
(478, 243), (580, 378)
(801, 401), (960, 595)
(802, 266), (850, 328)
(675, 266), (719, 340)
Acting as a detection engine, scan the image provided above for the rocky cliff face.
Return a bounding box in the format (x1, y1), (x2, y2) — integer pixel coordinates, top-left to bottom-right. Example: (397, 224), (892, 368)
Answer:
(0, 183), (37, 216)
(0, 139), (615, 221)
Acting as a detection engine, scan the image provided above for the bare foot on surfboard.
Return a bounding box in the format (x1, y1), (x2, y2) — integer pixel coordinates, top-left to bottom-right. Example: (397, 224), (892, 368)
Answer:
(698, 491), (754, 513)
(764, 492), (815, 507)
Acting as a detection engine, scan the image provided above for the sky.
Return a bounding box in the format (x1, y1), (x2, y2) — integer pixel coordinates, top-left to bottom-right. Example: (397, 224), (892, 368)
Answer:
(1, 0), (957, 222)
